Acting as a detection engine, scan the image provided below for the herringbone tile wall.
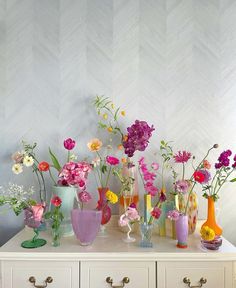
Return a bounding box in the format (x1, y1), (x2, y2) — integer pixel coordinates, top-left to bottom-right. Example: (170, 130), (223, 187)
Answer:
(0, 0), (236, 245)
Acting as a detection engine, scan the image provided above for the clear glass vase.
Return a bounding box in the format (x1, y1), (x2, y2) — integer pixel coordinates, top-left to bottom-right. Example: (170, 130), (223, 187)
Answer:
(52, 227), (61, 247)
(139, 223), (153, 248)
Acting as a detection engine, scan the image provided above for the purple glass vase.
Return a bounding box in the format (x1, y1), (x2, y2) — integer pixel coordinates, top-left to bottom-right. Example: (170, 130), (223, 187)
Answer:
(71, 209), (102, 246)
(175, 214), (188, 248)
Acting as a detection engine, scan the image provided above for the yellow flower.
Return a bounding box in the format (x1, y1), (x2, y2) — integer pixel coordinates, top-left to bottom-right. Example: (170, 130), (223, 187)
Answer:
(121, 110), (126, 116)
(200, 226), (215, 241)
(117, 144), (123, 150)
(111, 103), (115, 109)
(121, 157), (127, 164)
(106, 190), (118, 204)
(107, 127), (113, 133)
(103, 113), (108, 120)
(87, 138), (103, 152)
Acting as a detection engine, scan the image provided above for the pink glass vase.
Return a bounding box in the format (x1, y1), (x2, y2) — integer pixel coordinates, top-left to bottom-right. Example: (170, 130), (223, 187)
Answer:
(71, 209), (102, 246)
(175, 215), (188, 248)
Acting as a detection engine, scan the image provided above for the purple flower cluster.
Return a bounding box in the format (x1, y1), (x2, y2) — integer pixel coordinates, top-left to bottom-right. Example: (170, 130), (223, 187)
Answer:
(215, 150), (232, 169)
(123, 120), (155, 157)
(232, 155), (236, 169)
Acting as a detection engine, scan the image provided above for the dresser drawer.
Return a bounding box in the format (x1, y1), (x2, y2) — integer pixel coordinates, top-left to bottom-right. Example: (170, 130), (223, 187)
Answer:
(2, 260), (79, 288)
(81, 261), (155, 288)
(157, 261), (233, 288)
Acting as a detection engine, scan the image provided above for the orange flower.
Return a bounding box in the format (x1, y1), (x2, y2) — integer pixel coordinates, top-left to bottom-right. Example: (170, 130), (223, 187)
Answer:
(87, 138), (103, 152)
(38, 161), (50, 172)
(107, 127), (113, 133)
(121, 158), (127, 164)
(203, 159), (211, 169)
(117, 144), (123, 150)
(123, 135), (128, 142)
(121, 110), (126, 116)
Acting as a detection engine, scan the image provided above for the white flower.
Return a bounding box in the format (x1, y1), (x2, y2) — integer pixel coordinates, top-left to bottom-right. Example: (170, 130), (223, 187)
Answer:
(12, 164), (23, 174)
(91, 157), (100, 167)
(69, 154), (77, 161)
(23, 155), (34, 167)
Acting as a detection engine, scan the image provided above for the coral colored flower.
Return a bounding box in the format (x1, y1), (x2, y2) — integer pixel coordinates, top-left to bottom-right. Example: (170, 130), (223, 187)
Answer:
(64, 138), (76, 150)
(121, 157), (127, 164)
(175, 180), (189, 194)
(12, 163), (23, 174)
(117, 144), (123, 150)
(167, 209), (180, 221)
(121, 110), (126, 116)
(200, 226), (215, 241)
(23, 155), (34, 167)
(51, 195), (62, 207)
(106, 156), (120, 166)
(38, 161), (50, 172)
(151, 162), (159, 170)
(12, 151), (24, 163)
(151, 207), (162, 219)
(87, 138), (103, 152)
(203, 159), (211, 169)
(31, 203), (45, 222)
(107, 127), (113, 132)
(174, 151), (191, 163)
(78, 191), (92, 203)
(106, 190), (118, 204)
(193, 171), (205, 183)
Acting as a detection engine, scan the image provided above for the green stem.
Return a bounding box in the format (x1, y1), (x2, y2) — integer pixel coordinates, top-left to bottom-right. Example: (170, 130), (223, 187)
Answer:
(182, 163), (185, 180)
(67, 151), (70, 162)
(49, 168), (57, 186)
(105, 166), (112, 188)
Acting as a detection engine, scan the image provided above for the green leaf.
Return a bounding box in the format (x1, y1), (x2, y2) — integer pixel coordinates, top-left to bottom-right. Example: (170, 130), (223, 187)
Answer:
(230, 178), (236, 182)
(101, 165), (107, 174)
(49, 148), (61, 171)
(114, 107), (120, 120)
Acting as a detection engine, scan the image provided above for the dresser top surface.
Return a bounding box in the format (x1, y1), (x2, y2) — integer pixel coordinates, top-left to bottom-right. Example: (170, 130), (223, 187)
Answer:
(0, 225), (236, 261)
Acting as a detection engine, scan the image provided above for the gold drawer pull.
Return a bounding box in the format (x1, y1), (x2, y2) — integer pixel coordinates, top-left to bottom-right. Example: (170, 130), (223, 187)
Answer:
(106, 276), (130, 288)
(29, 276), (53, 288)
(183, 277), (207, 288)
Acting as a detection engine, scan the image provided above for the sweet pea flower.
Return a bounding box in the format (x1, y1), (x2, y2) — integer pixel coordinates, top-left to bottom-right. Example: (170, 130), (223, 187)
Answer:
(64, 138), (76, 150)
(78, 191), (92, 203)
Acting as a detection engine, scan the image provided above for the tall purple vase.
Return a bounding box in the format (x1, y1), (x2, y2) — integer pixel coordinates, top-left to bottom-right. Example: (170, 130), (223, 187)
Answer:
(175, 215), (188, 248)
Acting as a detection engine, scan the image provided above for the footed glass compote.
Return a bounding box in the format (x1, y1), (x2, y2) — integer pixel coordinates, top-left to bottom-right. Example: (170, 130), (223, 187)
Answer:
(21, 204), (47, 249)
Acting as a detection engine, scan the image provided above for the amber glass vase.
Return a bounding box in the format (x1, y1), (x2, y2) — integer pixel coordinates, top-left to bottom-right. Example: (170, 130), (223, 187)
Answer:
(201, 196), (222, 236)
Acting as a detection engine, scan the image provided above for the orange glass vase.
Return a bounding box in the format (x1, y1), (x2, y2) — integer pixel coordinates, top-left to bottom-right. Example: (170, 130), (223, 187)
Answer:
(201, 196), (222, 236)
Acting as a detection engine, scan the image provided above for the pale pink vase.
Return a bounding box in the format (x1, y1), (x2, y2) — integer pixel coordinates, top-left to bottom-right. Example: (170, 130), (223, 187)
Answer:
(175, 215), (188, 248)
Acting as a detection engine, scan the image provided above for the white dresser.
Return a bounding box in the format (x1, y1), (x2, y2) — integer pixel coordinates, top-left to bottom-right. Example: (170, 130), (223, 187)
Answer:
(0, 226), (235, 288)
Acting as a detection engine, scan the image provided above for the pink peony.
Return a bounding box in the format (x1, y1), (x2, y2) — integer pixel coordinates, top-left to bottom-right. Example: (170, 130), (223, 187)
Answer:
(78, 191), (92, 203)
(174, 180), (189, 194)
(174, 151), (191, 163)
(106, 156), (120, 166)
(64, 138), (76, 150)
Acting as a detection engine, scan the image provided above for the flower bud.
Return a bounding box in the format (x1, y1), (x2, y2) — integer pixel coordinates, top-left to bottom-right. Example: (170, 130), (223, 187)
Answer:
(213, 144), (219, 149)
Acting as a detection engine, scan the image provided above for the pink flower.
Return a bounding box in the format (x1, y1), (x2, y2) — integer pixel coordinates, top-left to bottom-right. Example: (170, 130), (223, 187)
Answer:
(203, 159), (211, 169)
(143, 171), (156, 181)
(24, 203), (45, 228)
(126, 207), (140, 221)
(167, 209), (180, 221)
(106, 156), (120, 166)
(151, 162), (159, 170)
(174, 151), (191, 163)
(51, 195), (62, 207)
(174, 180), (189, 194)
(119, 217), (129, 227)
(144, 182), (159, 196)
(78, 191), (92, 203)
(12, 151), (24, 163)
(151, 207), (162, 219)
(64, 138), (76, 150)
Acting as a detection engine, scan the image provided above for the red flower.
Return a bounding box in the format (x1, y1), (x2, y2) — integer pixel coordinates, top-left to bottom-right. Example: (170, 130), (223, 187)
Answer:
(193, 171), (205, 183)
(51, 195), (62, 207)
(174, 151), (191, 163)
(106, 156), (120, 166)
(151, 207), (162, 219)
(38, 161), (50, 171)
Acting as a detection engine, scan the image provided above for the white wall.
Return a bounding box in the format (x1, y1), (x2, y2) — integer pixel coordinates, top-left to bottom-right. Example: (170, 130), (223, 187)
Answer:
(0, 0), (236, 245)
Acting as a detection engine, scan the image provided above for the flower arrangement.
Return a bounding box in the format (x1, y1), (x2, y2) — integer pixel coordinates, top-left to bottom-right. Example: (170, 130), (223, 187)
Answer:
(44, 195), (64, 246)
(0, 183), (35, 215)
(193, 150), (236, 201)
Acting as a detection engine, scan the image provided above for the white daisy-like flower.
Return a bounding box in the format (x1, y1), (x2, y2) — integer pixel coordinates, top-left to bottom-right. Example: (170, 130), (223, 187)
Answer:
(23, 155), (34, 167)
(91, 157), (100, 167)
(12, 164), (23, 174)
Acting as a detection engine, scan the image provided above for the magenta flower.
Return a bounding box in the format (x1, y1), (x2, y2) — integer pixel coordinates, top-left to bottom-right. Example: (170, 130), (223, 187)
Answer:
(144, 182), (159, 196)
(64, 138), (76, 150)
(215, 150), (232, 169)
(174, 151), (191, 163)
(198, 169), (211, 184)
(151, 207), (162, 219)
(174, 180), (189, 194)
(151, 162), (159, 170)
(78, 191), (92, 203)
(123, 120), (155, 157)
(167, 209), (180, 221)
(106, 156), (120, 166)
(159, 191), (167, 202)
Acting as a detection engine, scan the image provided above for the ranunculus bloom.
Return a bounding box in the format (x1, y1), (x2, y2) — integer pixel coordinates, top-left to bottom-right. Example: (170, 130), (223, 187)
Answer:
(87, 138), (103, 152)
(151, 207), (162, 219)
(24, 203), (45, 228)
(78, 191), (92, 203)
(174, 151), (191, 163)
(51, 195), (62, 207)
(193, 171), (205, 183)
(203, 160), (211, 169)
(199, 169), (211, 184)
(38, 161), (50, 172)
(174, 180), (189, 194)
(167, 209), (180, 221)
(106, 190), (118, 204)
(106, 156), (120, 166)
(64, 138), (76, 150)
